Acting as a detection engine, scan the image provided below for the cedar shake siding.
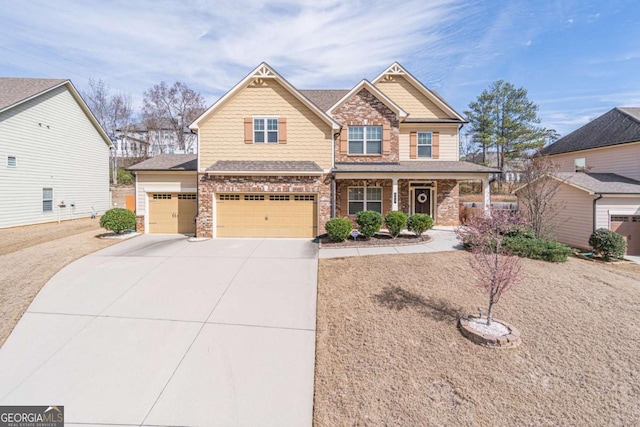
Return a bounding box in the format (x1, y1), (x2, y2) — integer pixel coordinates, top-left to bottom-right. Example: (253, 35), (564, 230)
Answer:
(332, 88), (400, 163)
(198, 79), (333, 171)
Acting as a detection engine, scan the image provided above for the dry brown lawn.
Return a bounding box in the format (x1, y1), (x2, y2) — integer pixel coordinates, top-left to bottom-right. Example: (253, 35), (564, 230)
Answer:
(315, 252), (640, 426)
(0, 219), (118, 346)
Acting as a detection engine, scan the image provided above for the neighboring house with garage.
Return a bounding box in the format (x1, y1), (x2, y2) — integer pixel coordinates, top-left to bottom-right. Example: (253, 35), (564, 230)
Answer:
(0, 78), (112, 229)
(130, 62), (497, 238)
(526, 107), (640, 255)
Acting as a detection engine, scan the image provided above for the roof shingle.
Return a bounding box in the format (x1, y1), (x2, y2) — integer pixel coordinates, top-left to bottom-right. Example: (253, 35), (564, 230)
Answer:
(0, 77), (67, 111)
(127, 154), (197, 171)
(555, 172), (640, 194)
(299, 89), (349, 112)
(333, 161), (499, 173)
(207, 160), (323, 173)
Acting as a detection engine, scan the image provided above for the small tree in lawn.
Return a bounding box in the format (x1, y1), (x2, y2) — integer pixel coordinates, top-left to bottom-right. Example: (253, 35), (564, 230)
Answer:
(456, 208), (526, 325)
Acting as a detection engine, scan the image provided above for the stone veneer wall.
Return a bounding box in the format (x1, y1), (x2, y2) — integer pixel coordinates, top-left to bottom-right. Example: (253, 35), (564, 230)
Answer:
(135, 215), (145, 233)
(335, 179), (393, 224)
(332, 88), (400, 163)
(196, 174), (332, 238)
(436, 179), (459, 226)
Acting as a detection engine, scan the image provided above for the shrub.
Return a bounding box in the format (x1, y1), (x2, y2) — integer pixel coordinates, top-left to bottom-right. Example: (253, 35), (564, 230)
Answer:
(407, 213), (433, 238)
(355, 210), (383, 238)
(589, 228), (627, 261)
(325, 217), (352, 242)
(384, 211), (407, 238)
(100, 207), (136, 234)
(117, 168), (134, 185)
(503, 236), (571, 263)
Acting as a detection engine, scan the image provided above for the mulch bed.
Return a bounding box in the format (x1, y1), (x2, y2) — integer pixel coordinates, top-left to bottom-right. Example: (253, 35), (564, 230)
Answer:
(319, 232), (432, 248)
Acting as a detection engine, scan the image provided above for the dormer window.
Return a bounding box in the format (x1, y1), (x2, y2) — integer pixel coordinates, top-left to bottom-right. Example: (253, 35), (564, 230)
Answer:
(254, 117), (278, 143)
(574, 158), (586, 172)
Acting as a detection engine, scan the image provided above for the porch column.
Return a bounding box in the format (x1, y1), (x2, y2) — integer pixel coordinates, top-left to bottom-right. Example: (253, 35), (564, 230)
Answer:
(482, 177), (491, 212)
(392, 178), (399, 211)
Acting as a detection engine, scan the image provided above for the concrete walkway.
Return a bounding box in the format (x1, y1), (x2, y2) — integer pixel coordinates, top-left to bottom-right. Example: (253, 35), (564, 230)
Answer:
(0, 236), (318, 426)
(319, 228), (462, 259)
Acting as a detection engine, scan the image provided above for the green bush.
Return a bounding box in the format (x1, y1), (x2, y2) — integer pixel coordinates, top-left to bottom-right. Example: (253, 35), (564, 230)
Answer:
(503, 235), (571, 262)
(589, 228), (627, 261)
(100, 207), (136, 234)
(407, 213), (433, 238)
(117, 168), (134, 185)
(355, 210), (383, 238)
(384, 211), (408, 238)
(325, 217), (353, 242)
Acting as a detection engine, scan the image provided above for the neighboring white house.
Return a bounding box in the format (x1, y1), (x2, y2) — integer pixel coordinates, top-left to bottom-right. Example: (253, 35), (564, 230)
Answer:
(114, 121), (197, 157)
(0, 78), (112, 229)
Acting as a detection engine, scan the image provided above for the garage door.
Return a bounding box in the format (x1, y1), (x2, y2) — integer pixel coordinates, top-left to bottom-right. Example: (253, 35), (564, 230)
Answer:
(148, 193), (197, 234)
(216, 194), (317, 238)
(610, 215), (640, 255)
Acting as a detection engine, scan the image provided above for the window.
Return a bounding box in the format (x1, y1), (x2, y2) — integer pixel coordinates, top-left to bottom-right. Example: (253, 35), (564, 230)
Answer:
(152, 194), (172, 199)
(244, 194), (265, 201)
(7, 156), (16, 167)
(417, 132), (432, 158)
(611, 216), (629, 222)
(254, 117), (278, 143)
(43, 188), (53, 212)
(348, 126), (382, 155)
(348, 187), (382, 215)
(574, 158), (586, 172)
(219, 194), (240, 201)
(269, 195), (290, 201)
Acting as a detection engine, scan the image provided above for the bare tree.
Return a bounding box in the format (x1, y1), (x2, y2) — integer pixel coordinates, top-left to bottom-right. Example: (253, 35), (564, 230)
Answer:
(516, 156), (565, 239)
(142, 81), (206, 152)
(456, 209), (526, 325)
(83, 78), (134, 137)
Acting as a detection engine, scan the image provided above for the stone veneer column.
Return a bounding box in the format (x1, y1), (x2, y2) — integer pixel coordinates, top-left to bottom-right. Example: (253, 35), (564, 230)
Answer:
(436, 179), (460, 226)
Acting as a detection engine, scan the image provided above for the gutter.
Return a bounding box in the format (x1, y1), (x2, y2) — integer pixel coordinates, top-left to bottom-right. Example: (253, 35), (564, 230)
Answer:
(593, 193), (603, 232)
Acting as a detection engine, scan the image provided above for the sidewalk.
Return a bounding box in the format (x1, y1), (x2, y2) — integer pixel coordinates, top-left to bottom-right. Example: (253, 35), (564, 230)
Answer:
(319, 228), (462, 259)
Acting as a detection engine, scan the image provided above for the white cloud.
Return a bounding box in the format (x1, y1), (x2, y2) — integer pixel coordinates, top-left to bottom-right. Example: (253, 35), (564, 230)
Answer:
(567, 18), (574, 25)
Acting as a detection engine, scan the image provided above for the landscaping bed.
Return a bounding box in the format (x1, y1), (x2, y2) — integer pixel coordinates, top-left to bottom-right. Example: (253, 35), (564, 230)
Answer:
(314, 251), (640, 426)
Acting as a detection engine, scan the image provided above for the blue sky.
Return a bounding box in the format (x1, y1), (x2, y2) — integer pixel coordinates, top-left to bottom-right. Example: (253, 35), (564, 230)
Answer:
(1, 0), (638, 137)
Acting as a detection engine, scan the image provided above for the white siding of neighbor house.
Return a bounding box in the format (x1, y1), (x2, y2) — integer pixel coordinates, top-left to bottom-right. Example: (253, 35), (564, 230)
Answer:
(0, 85), (110, 229)
(547, 183), (594, 249)
(134, 172), (197, 214)
(596, 196), (640, 230)
(549, 142), (640, 181)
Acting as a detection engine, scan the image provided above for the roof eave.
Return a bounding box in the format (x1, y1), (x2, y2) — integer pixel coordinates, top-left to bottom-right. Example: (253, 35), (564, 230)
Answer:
(203, 170), (323, 176)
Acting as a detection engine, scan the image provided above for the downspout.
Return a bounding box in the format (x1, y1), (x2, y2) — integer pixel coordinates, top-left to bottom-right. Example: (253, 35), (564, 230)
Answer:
(331, 130), (340, 218)
(593, 193), (603, 233)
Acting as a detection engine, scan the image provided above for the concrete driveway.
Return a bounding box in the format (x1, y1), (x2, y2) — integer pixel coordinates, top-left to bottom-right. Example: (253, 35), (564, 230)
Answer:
(0, 235), (318, 426)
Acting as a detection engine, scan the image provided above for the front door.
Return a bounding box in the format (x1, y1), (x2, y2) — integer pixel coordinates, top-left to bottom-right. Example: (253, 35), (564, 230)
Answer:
(413, 188), (432, 216)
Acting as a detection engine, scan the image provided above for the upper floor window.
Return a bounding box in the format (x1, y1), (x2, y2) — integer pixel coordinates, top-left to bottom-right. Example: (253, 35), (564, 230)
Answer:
(348, 126), (382, 155)
(254, 117), (278, 143)
(574, 158), (586, 172)
(417, 132), (432, 158)
(7, 156), (16, 167)
(43, 188), (53, 212)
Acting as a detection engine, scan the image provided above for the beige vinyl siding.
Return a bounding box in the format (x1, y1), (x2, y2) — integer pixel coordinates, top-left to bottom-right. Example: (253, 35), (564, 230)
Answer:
(135, 172), (197, 214)
(199, 80), (333, 170)
(399, 124), (459, 161)
(596, 196), (640, 230)
(374, 76), (450, 119)
(548, 183), (594, 249)
(0, 85), (110, 229)
(548, 142), (640, 180)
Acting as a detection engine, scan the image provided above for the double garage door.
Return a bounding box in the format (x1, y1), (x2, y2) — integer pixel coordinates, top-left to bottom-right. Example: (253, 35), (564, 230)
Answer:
(148, 193), (197, 234)
(216, 193), (317, 238)
(610, 215), (640, 255)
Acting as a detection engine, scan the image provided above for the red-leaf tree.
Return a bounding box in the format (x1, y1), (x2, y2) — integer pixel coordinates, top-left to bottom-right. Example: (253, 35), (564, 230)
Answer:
(456, 208), (527, 325)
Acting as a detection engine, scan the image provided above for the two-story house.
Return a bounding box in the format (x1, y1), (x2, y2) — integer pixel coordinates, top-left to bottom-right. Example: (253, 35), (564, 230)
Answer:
(129, 62), (497, 238)
(526, 107), (640, 255)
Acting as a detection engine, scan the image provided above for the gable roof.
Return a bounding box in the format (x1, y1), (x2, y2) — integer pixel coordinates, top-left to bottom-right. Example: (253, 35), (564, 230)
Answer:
(327, 79), (408, 118)
(516, 172), (640, 195)
(190, 63), (341, 131)
(0, 77), (112, 147)
(372, 62), (466, 122)
(299, 90), (349, 112)
(540, 107), (640, 156)
(127, 154), (197, 171)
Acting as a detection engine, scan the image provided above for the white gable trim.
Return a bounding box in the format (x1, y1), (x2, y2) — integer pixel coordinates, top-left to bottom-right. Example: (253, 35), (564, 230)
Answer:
(327, 79), (408, 118)
(372, 62), (465, 121)
(189, 62), (341, 131)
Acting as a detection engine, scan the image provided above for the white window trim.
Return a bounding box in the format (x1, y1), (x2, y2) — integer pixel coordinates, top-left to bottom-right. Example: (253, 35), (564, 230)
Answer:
(253, 116), (279, 144)
(43, 187), (54, 212)
(417, 131), (433, 158)
(7, 155), (17, 167)
(574, 157), (586, 172)
(348, 125), (383, 155)
(347, 185), (383, 215)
